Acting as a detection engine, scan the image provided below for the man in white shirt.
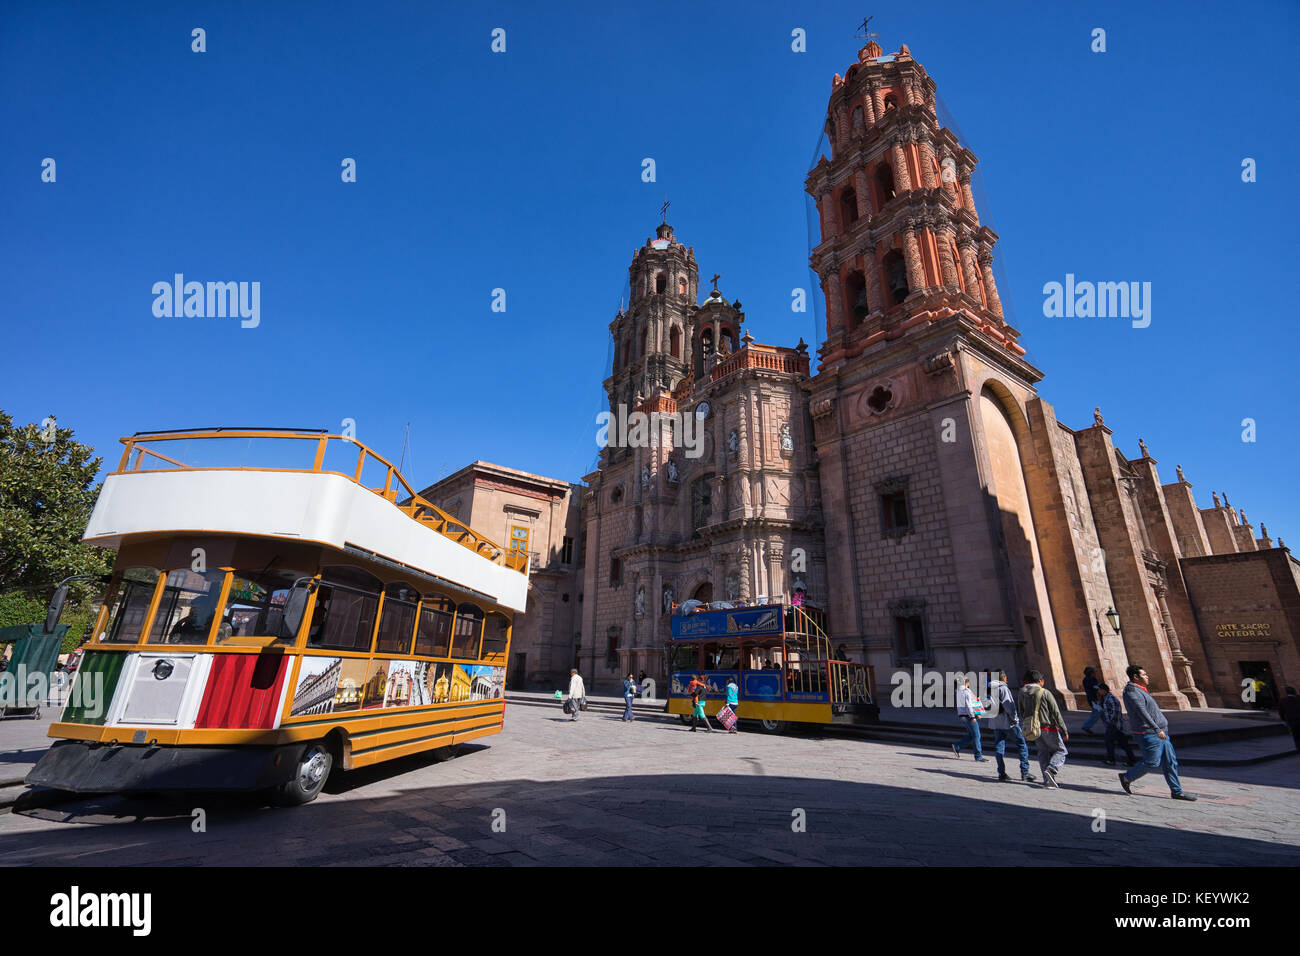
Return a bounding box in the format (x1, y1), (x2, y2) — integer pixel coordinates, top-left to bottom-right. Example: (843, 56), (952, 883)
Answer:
(951, 676), (986, 761)
(567, 668), (586, 721)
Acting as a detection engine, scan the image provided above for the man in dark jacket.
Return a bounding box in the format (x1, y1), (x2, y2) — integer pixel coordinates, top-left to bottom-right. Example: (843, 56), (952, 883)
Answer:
(1118, 665), (1197, 800)
(989, 671), (1035, 783)
(1080, 666), (1102, 734)
(1098, 681), (1136, 767)
(1278, 686), (1300, 752)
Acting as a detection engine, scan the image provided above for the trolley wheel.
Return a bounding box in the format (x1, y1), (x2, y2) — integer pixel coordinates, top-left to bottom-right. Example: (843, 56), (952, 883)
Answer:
(678, 714), (692, 726)
(758, 718), (787, 734)
(271, 741), (333, 807)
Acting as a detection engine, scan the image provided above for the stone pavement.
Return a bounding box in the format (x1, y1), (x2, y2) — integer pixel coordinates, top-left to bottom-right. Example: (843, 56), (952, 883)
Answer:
(1, 702), (1297, 866)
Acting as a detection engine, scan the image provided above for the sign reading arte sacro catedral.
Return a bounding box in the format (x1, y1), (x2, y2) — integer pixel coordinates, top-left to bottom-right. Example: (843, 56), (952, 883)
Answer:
(1215, 622), (1273, 640)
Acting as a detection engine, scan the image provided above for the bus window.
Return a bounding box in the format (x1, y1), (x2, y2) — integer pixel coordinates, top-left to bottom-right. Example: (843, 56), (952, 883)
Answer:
(415, 595), (454, 657)
(149, 568), (228, 644)
(667, 643), (698, 673)
(99, 568), (160, 643)
(481, 612), (509, 660)
(309, 567), (382, 651)
(713, 644), (741, 670)
(375, 582), (419, 654)
(221, 568), (312, 644)
(450, 602), (484, 659)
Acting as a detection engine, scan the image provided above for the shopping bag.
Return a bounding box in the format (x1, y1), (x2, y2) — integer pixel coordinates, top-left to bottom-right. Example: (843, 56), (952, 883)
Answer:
(717, 705), (737, 730)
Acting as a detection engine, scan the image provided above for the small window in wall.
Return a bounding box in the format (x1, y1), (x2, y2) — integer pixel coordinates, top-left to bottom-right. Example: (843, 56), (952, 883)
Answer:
(895, 616), (925, 658)
(561, 536), (574, 564)
(509, 525), (529, 562)
(610, 557), (622, 587)
(670, 325), (682, 359)
(877, 475), (911, 537)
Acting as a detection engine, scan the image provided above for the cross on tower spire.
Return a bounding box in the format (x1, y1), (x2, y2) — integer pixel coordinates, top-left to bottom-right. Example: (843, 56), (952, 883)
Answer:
(660, 197), (670, 224)
(710, 273), (720, 291)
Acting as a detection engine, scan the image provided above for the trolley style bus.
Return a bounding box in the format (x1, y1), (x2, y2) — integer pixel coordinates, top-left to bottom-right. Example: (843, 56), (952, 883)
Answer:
(31, 427), (528, 805)
(666, 600), (879, 731)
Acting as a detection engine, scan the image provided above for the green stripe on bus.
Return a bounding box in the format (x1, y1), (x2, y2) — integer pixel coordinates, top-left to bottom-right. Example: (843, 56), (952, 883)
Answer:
(62, 651), (128, 725)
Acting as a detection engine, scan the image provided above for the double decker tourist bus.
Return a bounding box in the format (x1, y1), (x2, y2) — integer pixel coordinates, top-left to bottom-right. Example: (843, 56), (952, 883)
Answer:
(666, 601), (879, 732)
(31, 427), (528, 805)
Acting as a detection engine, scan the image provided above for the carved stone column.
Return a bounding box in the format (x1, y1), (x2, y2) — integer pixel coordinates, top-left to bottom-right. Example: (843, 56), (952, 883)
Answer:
(863, 248), (884, 315)
(917, 137), (937, 189)
(937, 222), (960, 291)
(959, 171), (979, 224)
(892, 141), (913, 193)
(957, 235), (982, 301)
(977, 247), (1003, 319)
(823, 269), (844, 336)
(852, 166), (872, 219)
(869, 81), (883, 120)
(902, 222), (925, 294)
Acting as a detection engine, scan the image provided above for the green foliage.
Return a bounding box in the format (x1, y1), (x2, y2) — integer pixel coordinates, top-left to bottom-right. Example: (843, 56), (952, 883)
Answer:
(0, 412), (114, 651)
(0, 411), (113, 600)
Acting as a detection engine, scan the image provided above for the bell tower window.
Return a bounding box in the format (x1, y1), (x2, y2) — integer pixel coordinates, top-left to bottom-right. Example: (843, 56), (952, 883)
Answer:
(670, 325), (681, 359)
(840, 186), (859, 228)
(875, 163), (896, 206)
(883, 250), (909, 306)
(844, 270), (867, 328)
(655, 273), (667, 294)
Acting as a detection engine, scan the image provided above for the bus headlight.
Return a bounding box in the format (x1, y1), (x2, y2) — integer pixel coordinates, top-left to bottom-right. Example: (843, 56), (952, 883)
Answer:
(152, 659), (175, 680)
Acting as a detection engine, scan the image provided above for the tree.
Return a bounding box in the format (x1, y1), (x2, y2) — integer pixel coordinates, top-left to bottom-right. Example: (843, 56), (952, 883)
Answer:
(0, 412), (112, 642)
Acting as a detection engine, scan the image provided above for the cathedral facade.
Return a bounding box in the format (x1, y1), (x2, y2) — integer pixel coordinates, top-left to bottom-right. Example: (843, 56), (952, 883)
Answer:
(572, 38), (1300, 710)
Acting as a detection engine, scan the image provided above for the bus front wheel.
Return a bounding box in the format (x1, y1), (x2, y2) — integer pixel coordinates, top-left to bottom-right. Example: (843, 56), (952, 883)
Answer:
(272, 742), (333, 807)
(759, 718), (786, 733)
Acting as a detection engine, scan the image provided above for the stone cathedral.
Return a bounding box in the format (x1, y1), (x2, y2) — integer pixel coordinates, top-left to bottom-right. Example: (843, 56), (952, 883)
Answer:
(465, 38), (1300, 710)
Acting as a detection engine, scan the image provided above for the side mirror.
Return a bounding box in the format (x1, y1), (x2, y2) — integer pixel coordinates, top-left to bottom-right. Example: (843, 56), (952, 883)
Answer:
(45, 585), (69, 634)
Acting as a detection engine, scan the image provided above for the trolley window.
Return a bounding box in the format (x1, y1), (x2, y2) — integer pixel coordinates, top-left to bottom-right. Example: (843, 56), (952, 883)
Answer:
(450, 602), (484, 659)
(99, 568), (160, 644)
(221, 568), (311, 644)
(375, 582), (419, 654)
(149, 568), (228, 644)
(415, 595), (454, 657)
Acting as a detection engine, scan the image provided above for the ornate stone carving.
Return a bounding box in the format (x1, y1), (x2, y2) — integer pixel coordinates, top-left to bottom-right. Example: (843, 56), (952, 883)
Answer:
(923, 348), (955, 375)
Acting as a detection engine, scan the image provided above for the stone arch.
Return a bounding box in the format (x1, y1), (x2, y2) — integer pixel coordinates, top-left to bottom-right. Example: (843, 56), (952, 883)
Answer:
(974, 380), (1064, 687)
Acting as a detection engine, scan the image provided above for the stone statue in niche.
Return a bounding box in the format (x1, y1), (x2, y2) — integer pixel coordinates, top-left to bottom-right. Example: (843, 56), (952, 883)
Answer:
(635, 586), (645, 617)
(780, 422), (794, 456)
(662, 585), (674, 613)
(726, 570), (740, 602)
(728, 430), (739, 456)
(666, 458), (679, 484)
(641, 465), (650, 488)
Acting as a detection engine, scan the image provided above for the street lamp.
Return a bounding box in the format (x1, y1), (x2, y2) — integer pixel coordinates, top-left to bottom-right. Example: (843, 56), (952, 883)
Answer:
(1104, 607), (1121, 634)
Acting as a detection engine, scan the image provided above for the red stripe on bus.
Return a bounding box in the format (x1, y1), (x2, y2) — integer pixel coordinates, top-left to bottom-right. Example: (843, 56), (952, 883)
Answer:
(195, 653), (289, 729)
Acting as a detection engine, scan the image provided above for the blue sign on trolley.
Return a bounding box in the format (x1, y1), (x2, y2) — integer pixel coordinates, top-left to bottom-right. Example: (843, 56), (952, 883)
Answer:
(670, 604), (784, 640)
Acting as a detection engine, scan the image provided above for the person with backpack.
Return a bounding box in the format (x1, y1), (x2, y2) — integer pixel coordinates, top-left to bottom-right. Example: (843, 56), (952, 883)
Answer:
(1017, 671), (1068, 788)
(1118, 665), (1197, 800)
(951, 676), (986, 761)
(1098, 681), (1136, 766)
(621, 672), (638, 721)
(989, 671), (1035, 782)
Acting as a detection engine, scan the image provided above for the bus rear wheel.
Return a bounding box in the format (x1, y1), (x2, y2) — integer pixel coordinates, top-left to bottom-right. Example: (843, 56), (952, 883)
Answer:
(759, 718), (786, 734)
(272, 742), (333, 807)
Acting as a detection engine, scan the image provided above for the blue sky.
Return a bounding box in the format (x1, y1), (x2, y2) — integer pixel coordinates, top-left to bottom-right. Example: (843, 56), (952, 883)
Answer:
(2, 1), (1297, 539)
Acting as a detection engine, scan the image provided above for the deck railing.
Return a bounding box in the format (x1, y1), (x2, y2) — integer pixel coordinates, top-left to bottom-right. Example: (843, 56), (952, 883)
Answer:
(111, 428), (526, 575)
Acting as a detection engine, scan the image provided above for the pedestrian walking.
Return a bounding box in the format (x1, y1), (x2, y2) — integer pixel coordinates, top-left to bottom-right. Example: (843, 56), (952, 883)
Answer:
(1118, 665), (1197, 800)
(622, 672), (637, 721)
(686, 674), (714, 732)
(1017, 671), (1068, 788)
(1098, 681), (1136, 767)
(989, 671), (1035, 782)
(1080, 666), (1103, 735)
(724, 675), (740, 734)
(566, 668), (586, 721)
(951, 677), (986, 761)
(1279, 686), (1300, 753)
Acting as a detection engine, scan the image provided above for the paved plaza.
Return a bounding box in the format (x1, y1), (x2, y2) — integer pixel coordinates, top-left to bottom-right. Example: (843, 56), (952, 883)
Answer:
(1, 703), (1298, 866)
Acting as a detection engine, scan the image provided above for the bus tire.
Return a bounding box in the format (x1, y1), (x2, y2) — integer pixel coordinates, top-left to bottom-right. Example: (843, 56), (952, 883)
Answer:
(678, 714), (691, 725)
(272, 741), (333, 807)
(759, 718), (786, 734)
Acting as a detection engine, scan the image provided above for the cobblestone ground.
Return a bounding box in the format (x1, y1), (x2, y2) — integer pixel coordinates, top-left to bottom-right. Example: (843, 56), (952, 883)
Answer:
(1, 704), (1298, 866)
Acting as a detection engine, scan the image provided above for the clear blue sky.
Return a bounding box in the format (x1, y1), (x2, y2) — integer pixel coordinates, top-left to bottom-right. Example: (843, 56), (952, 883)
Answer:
(3, 1), (1297, 539)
